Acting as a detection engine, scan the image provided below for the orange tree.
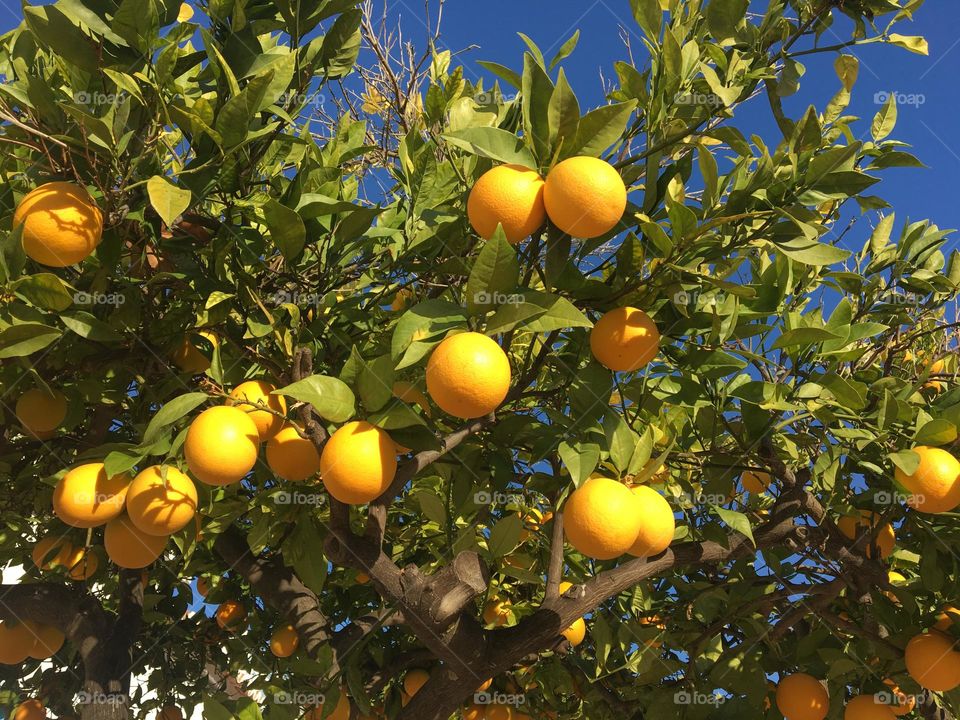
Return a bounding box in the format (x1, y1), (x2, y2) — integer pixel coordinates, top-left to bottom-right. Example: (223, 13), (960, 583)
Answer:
(0, 1), (957, 720)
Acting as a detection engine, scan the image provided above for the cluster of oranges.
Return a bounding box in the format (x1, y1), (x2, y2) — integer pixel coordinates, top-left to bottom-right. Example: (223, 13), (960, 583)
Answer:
(775, 672), (916, 720)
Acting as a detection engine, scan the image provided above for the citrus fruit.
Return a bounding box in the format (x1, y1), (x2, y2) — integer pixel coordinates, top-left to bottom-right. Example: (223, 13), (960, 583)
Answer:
(589, 307), (660, 372)
(184, 406), (260, 486)
(320, 421), (397, 504)
(562, 617), (586, 647)
(936, 605), (960, 631)
(485, 706), (512, 720)
(14, 181), (102, 266)
(483, 598), (510, 626)
(741, 470), (771, 494)
(170, 331), (218, 373)
(463, 705), (485, 720)
(196, 577), (210, 598)
(543, 157), (626, 239)
(15, 388), (67, 434)
(837, 511), (895, 559)
(159, 707), (184, 720)
(356, 571), (370, 584)
(53, 462), (130, 528)
(266, 425), (321, 482)
(881, 680), (915, 717)
(125, 465), (198, 536)
(563, 476), (642, 560)
(228, 380), (286, 440)
(12, 699), (45, 720)
(104, 515), (167, 569)
(467, 164), (546, 244)
(775, 673), (829, 720)
(627, 485), (675, 558)
(477, 679), (493, 692)
(63, 545), (98, 581)
(844, 695), (896, 720)
(404, 669), (430, 697)
(307, 690), (349, 720)
(905, 631), (960, 691)
(31, 535), (73, 570)
(894, 446), (960, 514)
(215, 600), (247, 630)
(426, 332), (511, 419)
(0, 620), (35, 664)
(26, 621), (64, 659)
(269, 623), (299, 657)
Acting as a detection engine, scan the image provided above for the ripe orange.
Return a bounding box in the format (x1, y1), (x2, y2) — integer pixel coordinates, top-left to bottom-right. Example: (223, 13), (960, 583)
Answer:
(158, 707), (183, 720)
(31, 535), (73, 570)
(563, 477), (642, 559)
(26, 621), (64, 659)
(53, 462), (130, 528)
(356, 571), (370, 584)
(543, 157), (626, 239)
(170, 331), (218, 373)
(837, 511), (895, 559)
(196, 577), (210, 597)
(269, 623), (299, 657)
(741, 470), (771, 494)
(476, 679), (493, 692)
(104, 515), (168, 569)
(627, 486), (675, 558)
(589, 307), (660, 372)
(463, 705), (485, 720)
(844, 695), (896, 720)
(228, 380), (286, 440)
(467, 164), (546, 244)
(404, 669), (430, 697)
(125, 465), (198, 536)
(15, 388), (67, 434)
(185, 406), (260, 486)
(0, 620), (35, 664)
(320, 421), (397, 504)
(63, 545), (99, 581)
(881, 680), (915, 717)
(935, 605), (960, 631)
(483, 598), (510, 626)
(562, 617), (586, 647)
(266, 426), (321, 482)
(215, 600), (247, 630)
(905, 631), (960, 691)
(14, 181), (102, 266)
(12, 699), (46, 720)
(426, 332), (511, 419)
(894, 446), (960, 513)
(775, 673), (829, 720)
(484, 705), (512, 720)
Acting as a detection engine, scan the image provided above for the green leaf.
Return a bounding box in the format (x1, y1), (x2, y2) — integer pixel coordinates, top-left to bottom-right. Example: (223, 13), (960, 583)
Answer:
(872, 93), (898, 142)
(60, 312), (123, 342)
(391, 300), (467, 362)
(562, 101), (637, 158)
(772, 239), (851, 266)
(442, 127), (537, 167)
(263, 199), (306, 261)
(548, 69), (580, 151)
(631, 0), (662, 40)
(466, 235), (521, 315)
(358, 354), (395, 412)
(712, 506), (755, 546)
(488, 513), (523, 558)
(215, 71), (274, 147)
(521, 52), (554, 161)
(276, 376), (356, 423)
(887, 34), (929, 55)
(603, 412), (638, 472)
(143, 392), (209, 444)
(203, 696), (234, 720)
(558, 440), (600, 486)
(915, 419), (957, 446)
(771, 328), (840, 349)
(147, 175), (192, 228)
(889, 449), (920, 476)
(318, 9), (362, 77)
(0, 323), (61, 358)
(485, 290), (592, 334)
(706, 0), (748, 44)
(834, 55), (859, 92)
(12, 274), (74, 311)
(549, 30), (580, 70)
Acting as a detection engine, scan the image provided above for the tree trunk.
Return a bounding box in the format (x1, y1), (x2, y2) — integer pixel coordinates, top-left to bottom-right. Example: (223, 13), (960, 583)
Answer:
(78, 678), (131, 720)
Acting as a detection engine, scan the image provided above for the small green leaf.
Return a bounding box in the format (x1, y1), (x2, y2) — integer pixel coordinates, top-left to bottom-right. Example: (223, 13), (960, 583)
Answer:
(488, 513), (523, 558)
(276, 375), (356, 423)
(0, 323), (61, 358)
(712, 506), (755, 546)
(442, 127), (537, 167)
(61, 312), (123, 342)
(12, 273), (74, 311)
(706, 0), (748, 44)
(143, 392), (209, 444)
(466, 235), (521, 315)
(147, 175), (192, 228)
(872, 93), (898, 142)
(915, 419), (957, 446)
(263, 199), (306, 261)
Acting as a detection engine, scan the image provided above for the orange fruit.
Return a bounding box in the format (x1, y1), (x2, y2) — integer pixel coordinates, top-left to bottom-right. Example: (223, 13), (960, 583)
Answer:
(184, 406), (260, 486)
(628, 485), (675, 558)
(563, 476), (642, 559)
(14, 181), (102, 266)
(63, 545), (99, 581)
(170, 331), (218, 373)
(905, 631), (960, 691)
(881, 680), (915, 717)
(837, 511), (895, 559)
(12, 699), (46, 720)
(426, 332), (511, 419)
(484, 706), (512, 720)
(53, 462), (130, 528)
(844, 695), (896, 720)
(741, 470), (771, 494)
(158, 707), (183, 720)
(197, 577), (210, 597)
(356, 571), (370, 584)
(543, 157), (626, 239)
(463, 705), (485, 720)
(266, 426), (321, 482)
(104, 515), (168, 569)
(125, 465), (198, 536)
(215, 600), (247, 630)
(269, 623), (299, 657)
(26, 621), (64, 659)
(404, 669), (430, 696)
(775, 673), (829, 720)
(935, 605), (960, 631)
(228, 380), (287, 440)
(562, 617), (586, 647)
(320, 421), (397, 504)
(31, 535), (73, 570)
(483, 598), (510, 626)
(306, 690), (349, 720)
(476, 679), (493, 692)
(590, 307), (660, 372)
(15, 388), (67, 434)
(0, 620), (35, 664)
(467, 164), (546, 244)
(894, 446), (960, 513)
